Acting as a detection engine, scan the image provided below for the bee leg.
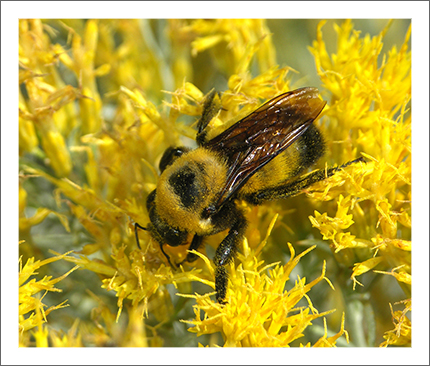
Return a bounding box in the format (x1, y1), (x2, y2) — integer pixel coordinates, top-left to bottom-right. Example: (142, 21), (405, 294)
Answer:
(159, 243), (175, 268)
(245, 157), (366, 205)
(177, 234), (204, 266)
(135, 222), (175, 267)
(213, 214), (247, 304)
(134, 222), (147, 249)
(196, 89), (222, 146)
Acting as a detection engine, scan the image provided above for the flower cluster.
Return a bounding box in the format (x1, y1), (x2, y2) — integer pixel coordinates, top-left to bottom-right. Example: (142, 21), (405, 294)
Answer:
(180, 218), (348, 347)
(308, 20), (411, 346)
(18, 19), (410, 347)
(19, 251), (79, 346)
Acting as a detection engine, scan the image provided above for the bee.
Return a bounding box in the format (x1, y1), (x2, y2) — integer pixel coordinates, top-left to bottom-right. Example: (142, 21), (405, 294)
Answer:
(135, 87), (364, 304)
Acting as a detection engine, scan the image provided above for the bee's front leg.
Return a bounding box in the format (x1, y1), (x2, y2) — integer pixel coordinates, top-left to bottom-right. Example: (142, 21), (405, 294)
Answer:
(177, 234), (204, 266)
(213, 213), (247, 304)
(196, 89), (222, 146)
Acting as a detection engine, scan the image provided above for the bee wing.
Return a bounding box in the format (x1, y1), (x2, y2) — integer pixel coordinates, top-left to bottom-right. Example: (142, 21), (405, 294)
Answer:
(203, 87), (326, 211)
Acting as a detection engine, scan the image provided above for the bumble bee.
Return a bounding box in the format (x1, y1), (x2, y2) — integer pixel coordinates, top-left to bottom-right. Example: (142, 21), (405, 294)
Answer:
(135, 87), (364, 304)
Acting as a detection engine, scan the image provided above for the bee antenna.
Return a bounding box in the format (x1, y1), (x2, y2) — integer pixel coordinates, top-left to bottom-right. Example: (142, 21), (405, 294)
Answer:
(134, 222), (147, 249)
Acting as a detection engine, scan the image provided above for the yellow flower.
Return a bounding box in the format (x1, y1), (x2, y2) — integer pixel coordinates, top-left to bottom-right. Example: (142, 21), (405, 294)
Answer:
(180, 217), (347, 347)
(308, 19), (411, 346)
(19, 251), (78, 346)
(380, 299), (411, 347)
(186, 19), (276, 75)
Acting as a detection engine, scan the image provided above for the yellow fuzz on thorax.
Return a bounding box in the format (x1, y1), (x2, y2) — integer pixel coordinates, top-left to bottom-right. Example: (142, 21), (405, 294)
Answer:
(155, 148), (228, 235)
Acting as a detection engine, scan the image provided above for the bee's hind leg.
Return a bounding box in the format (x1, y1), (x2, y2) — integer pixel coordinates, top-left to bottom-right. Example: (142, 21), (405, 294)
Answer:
(244, 157), (366, 205)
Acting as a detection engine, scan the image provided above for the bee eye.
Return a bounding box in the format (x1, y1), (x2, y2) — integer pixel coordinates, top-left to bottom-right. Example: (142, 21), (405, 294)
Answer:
(146, 189), (156, 212)
(159, 146), (190, 172)
(168, 167), (201, 209)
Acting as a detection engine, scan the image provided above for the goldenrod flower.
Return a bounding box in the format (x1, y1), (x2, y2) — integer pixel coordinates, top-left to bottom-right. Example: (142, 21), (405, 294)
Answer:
(18, 19), (411, 347)
(19, 251), (78, 346)
(180, 217), (347, 347)
(308, 20), (411, 346)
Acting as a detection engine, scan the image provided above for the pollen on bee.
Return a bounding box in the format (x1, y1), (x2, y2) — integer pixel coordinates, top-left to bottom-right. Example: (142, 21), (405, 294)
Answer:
(198, 218), (213, 231)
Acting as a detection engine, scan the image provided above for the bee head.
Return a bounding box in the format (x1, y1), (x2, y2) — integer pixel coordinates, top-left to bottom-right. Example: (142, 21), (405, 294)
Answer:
(145, 189), (189, 247)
